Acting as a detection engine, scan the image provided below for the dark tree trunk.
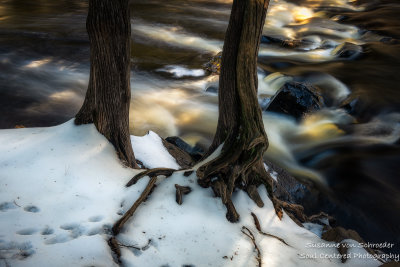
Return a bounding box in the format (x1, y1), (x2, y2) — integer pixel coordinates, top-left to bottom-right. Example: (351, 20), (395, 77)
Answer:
(197, 0), (282, 222)
(75, 0), (137, 168)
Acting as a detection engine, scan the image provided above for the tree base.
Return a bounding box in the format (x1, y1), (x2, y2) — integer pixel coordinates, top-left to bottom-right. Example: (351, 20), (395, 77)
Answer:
(197, 152), (282, 222)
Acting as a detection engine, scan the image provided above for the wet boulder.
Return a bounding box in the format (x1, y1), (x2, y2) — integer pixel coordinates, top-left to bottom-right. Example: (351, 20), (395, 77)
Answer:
(340, 95), (362, 115)
(205, 85), (218, 94)
(265, 82), (325, 120)
(265, 159), (309, 204)
(165, 136), (204, 161)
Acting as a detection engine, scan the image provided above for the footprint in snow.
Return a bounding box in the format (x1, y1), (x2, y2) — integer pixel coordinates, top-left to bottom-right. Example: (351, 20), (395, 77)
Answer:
(45, 234), (70, 245)
(41, 226), (54, 235)
(88, 215), (103, 222)
(86, 227), (103, 236)
(0, 240), (35, 259)
(16, 228), (38, 235)
(86, 224), (112, 236)
(0, 202), (18, 212)
(60, 223), (86, 239)
(24, 205), (40, 213)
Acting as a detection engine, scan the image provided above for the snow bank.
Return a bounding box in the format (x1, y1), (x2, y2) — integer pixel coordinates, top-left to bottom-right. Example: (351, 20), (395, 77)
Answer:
(131, 131), (180, 169)
(0, 121), (380, 266)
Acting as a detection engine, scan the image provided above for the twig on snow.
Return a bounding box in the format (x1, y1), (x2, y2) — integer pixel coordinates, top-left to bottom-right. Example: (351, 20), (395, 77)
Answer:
(251, 212), (290, 246)
(113, 176), (157, 235)
(241, 226), (262, 267)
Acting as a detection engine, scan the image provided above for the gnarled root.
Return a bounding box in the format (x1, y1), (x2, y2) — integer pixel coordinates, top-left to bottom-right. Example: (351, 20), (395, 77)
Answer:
(126, 168), (175, 187)
(196, 139), (282, 222)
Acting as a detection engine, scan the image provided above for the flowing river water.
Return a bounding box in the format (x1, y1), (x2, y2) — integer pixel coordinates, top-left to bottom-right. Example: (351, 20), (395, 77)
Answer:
(1, 0), (399, 253)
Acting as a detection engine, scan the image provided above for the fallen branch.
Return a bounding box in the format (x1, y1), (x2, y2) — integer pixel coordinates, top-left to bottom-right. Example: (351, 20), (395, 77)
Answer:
(113, 176), (158, 235)
(108, 237), (121, 264)
(175, 184), (192, 205)
(241, 226), (262, 267)
(251, 212), (290, 246)
(126, 168), (175, 187)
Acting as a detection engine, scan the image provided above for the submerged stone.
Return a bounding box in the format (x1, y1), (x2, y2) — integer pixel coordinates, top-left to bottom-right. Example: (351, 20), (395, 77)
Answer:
(265, 82), (325, 120)
(331, 42), (363, 60)
(165, 136), (204, 161)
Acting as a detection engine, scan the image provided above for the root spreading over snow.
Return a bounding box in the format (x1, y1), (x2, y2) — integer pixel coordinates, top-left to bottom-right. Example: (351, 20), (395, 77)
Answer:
(0, 121), (379, 266)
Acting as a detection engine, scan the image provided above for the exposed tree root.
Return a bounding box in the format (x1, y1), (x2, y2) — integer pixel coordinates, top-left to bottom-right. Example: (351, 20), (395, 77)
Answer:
(113, 176), (157, 235)
(126, 168), (175, 187)
(183, 170), (194, 177)
(108, 237), (122, 265)
(197, 152), (283, 222)
(251, 212), (262, 232)
(241, 226), (262, 267)
(175, 184), (192, 205)
(117, 239), (152, 251)
(251, 212), (290, 246)
(278, 200), (307, 227)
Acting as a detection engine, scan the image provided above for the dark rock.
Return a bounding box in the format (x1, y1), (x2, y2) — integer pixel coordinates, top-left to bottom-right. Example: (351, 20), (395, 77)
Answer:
(332, 42), (363, 60)
(321, 226), (383, 263)
(265, 82), (325, 120)
(261, 35), (283, 44)
(161, 139), (194, 169)
(308, 212), (336, 226)
(322, 226), (362, 244)
(264, 160), (313, 226)
(281, 202), (308, 226)
(266, 160), (309, 203)
(205, 85), (218, 94)
(322, 227), (366, 263)
(165, 136), (204, 161)
(340, 95), (364, 116)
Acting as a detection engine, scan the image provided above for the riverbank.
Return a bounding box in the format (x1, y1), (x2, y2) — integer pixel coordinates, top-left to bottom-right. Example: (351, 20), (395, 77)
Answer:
(0, 120), (382, 266)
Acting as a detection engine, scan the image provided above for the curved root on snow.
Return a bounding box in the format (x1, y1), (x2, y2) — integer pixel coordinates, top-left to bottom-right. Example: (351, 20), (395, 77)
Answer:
(126, 168), (176, 187)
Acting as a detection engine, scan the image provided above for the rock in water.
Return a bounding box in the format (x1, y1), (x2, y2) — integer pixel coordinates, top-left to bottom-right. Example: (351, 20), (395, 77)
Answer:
(331, 42), (363, 60)
(203, 51), (222, 75)
(265, 82), (325, 120)
(165, 136), (204, 161)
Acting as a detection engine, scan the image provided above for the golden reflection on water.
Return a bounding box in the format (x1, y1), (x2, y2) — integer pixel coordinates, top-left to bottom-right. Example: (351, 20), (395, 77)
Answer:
(129, 88), (218, 138)
(23, 58), (52, 69)
(299, 114), (345, 140)
(293, 6), (314, 21)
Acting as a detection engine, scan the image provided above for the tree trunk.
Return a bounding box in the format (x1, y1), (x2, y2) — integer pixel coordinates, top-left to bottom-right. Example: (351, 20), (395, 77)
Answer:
(197, 0), (282, 222)
(75, 0), (137, 168)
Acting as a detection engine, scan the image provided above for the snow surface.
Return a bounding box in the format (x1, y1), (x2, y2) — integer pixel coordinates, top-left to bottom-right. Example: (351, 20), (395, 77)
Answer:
(131, 131), (180, 169)
(0, 121), (380, 267)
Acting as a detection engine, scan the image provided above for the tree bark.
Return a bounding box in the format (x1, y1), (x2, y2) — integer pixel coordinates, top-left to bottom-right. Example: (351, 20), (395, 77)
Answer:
(75, 0), (137, 168)
(197, 0), (282, 222)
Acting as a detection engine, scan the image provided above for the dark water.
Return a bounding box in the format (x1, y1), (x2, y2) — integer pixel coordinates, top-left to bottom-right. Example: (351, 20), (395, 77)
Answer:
(1, 0), (399, 253)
